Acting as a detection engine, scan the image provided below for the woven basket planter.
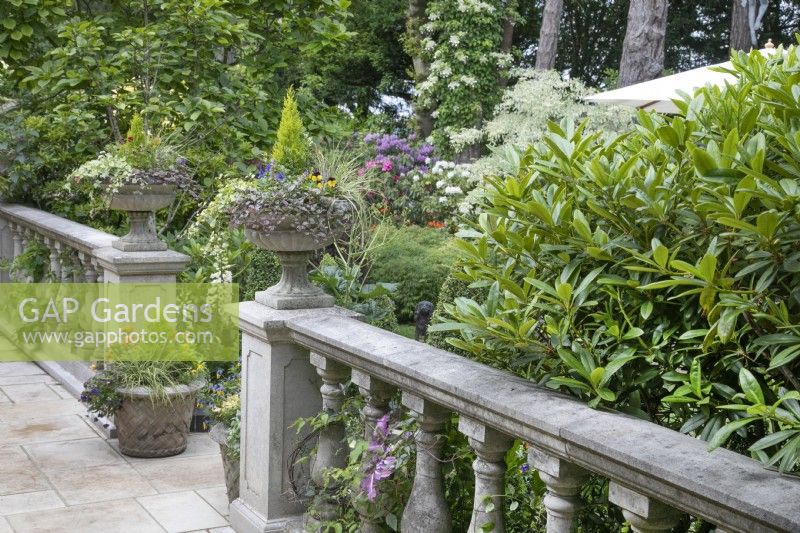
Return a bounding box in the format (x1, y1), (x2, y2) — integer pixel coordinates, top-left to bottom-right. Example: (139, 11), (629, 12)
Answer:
(209, 423), (240, 502)
(115, 379), (205, 458)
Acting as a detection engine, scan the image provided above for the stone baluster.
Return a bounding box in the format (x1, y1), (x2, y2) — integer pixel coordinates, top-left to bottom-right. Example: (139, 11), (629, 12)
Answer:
(21, 229), (33, 281)
(92, 258), (104, 283)
(400, 393), (451, 533)
(608, 483), (681, 533)
(20, 227), (29, 250)
(529, 448), (589, 533)
(10, 223), (22, 281)
(44, 237), (61, 280)
(460, 417), (512, 533)
(351, 370), (394, 533)
(352, 370), (394, 441)
(0, 217), (14, 282)
(78, 252), (98, 283)
(309, 353), (350, 521)
(70, 250), (83, 282)
(56, 242), (71, 282)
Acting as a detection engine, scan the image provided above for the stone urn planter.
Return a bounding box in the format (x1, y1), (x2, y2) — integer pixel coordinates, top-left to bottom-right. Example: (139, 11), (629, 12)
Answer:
(244, 199), (351, 310)
(109, 184), (175, 252)
(114, 379), (205, 458)
(209, 423), (240, 503)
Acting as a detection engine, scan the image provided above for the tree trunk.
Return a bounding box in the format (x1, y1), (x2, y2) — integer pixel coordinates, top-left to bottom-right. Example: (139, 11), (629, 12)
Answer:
(535, 0), (564, 70)
(407, 0), (433, 138)
(497, 11), (517, 89)
(730, 0), (751, 51)
(618, 0), (668, 88)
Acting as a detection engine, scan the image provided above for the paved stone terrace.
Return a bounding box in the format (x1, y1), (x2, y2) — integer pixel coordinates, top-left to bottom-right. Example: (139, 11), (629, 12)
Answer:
(0, 362), (233, 533)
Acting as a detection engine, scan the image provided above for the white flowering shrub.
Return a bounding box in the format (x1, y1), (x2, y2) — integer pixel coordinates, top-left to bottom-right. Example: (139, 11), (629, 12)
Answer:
(405, 160), (473, 229)
(418, 0), (514, 155)
(453, 68), (636, 176)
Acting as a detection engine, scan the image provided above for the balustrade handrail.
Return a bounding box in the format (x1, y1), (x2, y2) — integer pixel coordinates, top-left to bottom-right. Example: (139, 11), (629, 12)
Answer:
(0, 202), (116, 254)
(238, 302), (800, 532)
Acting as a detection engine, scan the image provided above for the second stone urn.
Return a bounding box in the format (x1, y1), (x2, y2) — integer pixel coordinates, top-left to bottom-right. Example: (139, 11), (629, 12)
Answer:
(244, 199), (350, 310)
(109, 184), (175, 252)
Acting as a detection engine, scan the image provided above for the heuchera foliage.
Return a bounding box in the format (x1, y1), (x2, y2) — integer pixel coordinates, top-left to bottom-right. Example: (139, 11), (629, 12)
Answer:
(434, 45), (800, 473)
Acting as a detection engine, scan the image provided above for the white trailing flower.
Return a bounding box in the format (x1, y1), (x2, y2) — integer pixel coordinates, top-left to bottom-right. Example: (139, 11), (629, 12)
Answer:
(444, 186), (463, 195)
(436, 180), (445, 188)
(412, 175), (420, 182)
(210, 270), (233, 284)
(438, 196), (447, 204)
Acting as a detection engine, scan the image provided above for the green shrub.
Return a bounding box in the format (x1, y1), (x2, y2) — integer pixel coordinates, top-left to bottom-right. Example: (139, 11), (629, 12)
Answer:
(434, 47), (800, 473)
(312, 254), (399, 331)
(427, 267), (485, 352)
(240, 249), (282, 302)
(367, 225), (457, 322)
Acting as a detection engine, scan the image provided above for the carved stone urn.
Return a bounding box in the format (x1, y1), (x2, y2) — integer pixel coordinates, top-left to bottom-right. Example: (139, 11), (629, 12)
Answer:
(109, 184), (175, 252)
(244, 200), (350, 310)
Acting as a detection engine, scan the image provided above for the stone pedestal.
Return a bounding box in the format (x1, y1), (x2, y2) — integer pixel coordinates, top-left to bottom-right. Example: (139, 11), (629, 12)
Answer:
(229, 303), (357, 533)
(254, 251), (334, 310)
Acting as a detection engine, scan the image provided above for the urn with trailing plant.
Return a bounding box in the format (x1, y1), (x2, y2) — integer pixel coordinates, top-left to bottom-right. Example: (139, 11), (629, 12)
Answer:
(82, 360), (206, 458)
(229, 88), (362, 309)
(67, 114), (200, 251)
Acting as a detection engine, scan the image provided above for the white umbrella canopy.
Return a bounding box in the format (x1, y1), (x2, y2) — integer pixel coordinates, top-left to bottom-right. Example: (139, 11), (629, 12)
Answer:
(584, 42), (778, 114)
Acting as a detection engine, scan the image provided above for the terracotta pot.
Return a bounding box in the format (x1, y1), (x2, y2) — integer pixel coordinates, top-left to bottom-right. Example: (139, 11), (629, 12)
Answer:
(109, 184), (176, 252)
(209, 423), (240, 503)
(114, 379), (204, 458)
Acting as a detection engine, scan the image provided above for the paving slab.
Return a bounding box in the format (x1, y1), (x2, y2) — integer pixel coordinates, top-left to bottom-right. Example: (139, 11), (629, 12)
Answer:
(1, 383), (62, 403)
(0, 399), (87, 423)
(0, 415), (97, 446)
(138, 491), (228, 532)
(0, 362), (46, 378)
(25, 437), (126, 472)
(132, 454), (226, 493)
(44, 463), (157, 505)
(0, 517), (11, 533)
(0, 490), (64, 515)
(0, 374), (57, 386)
(0, 446), (51, 496)
(6, 498), (165, 533)
(196, 485), (230, 517)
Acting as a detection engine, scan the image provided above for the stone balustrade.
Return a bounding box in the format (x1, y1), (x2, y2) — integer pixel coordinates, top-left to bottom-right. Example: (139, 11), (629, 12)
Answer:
(231, 302), (800, 533)
(0, 202), (189, 398)
(0, 203), (189, 284)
